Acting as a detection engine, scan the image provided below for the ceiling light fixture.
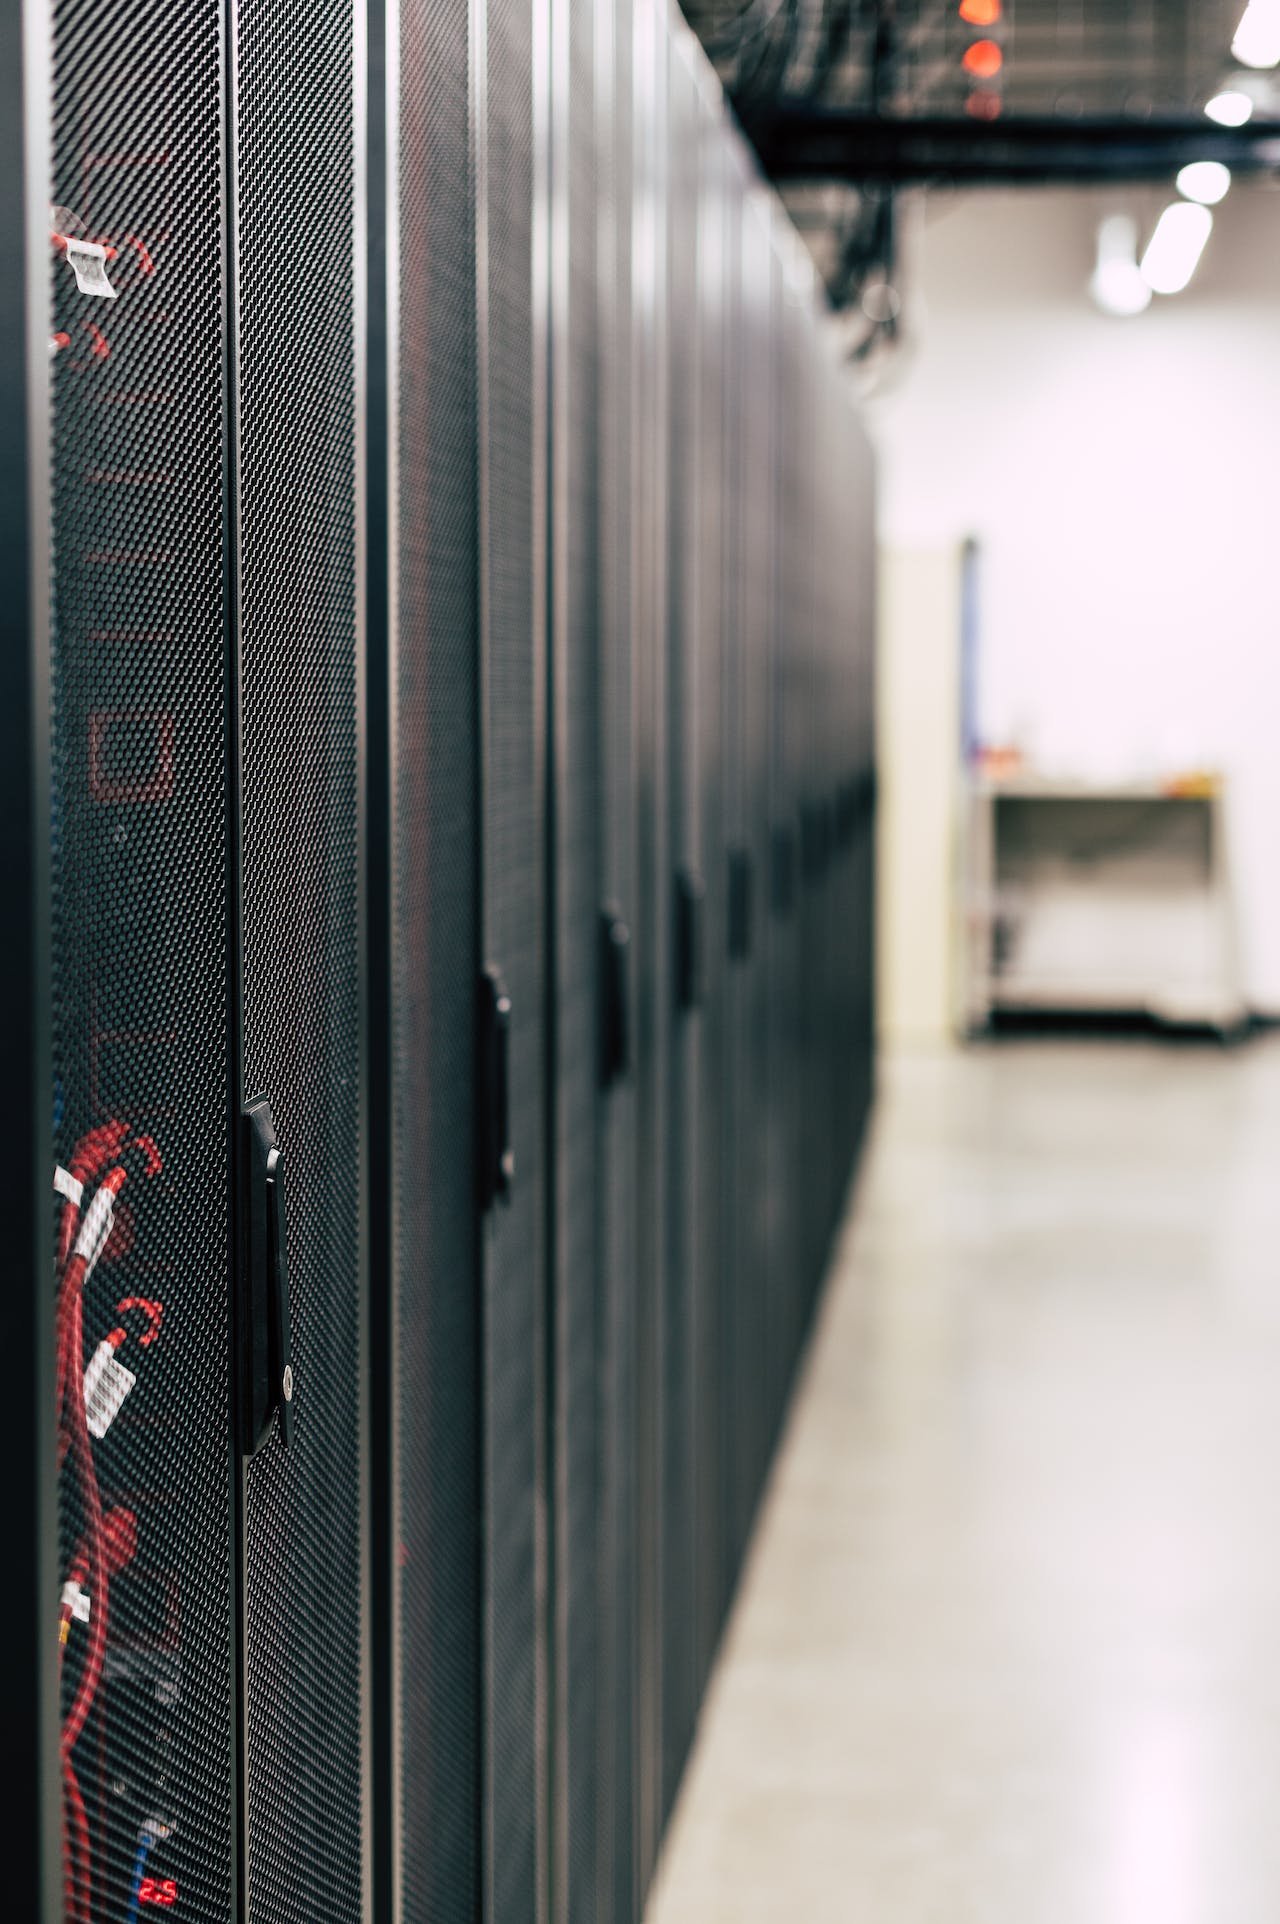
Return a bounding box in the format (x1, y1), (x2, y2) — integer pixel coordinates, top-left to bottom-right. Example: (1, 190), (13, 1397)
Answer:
(1176, 160), (1232, 204)
(1090, 215), (1152, 317)
(1232, 0), (1280, 68)
(1204, 87), (1254, 123)
(1141, 202), (1214, 295)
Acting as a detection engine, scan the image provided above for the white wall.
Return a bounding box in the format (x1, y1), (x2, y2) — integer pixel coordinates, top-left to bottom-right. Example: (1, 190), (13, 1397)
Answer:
(877, 546), (963, 1046)
(868, 184), (1280, 1010)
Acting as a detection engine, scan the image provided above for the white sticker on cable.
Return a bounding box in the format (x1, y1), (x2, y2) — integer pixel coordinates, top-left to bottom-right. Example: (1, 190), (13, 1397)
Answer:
(75, 1188), (115, 1270)
(60, 1580), (90, 1623)
(65, 237), (117, 299)
(84, 1342), (136, 1439)
(53, 1166), (84, 1207)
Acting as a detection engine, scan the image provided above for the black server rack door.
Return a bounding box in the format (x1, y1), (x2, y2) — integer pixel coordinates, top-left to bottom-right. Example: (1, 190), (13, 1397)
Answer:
(658, 25), (701, 1839)
(48, 0), (237, 1913)
(630, 0), (670, 1894)
(235, 0), (367, 1913)
(761, 235), (796, 1460)
(594, 0), (639, 1905)
(851, 419), (878, 1143)
(391, 0), (483, 1908)
(477, 0), (548, 1904)
(736, 199), (776, 1536)
(9, 7), (60, 1907)
(691, 100), (728, 1695)
(771, 284), (813, 1401)
(717, 144), (748, 1605)
(546, 0), (602, 1904)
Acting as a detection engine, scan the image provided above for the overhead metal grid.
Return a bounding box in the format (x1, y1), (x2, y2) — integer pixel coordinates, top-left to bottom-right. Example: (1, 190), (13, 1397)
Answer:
(677, 0), (1280, 311)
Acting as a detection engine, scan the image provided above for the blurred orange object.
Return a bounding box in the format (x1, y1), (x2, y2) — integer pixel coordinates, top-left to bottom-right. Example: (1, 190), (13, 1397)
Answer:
(963, 38), (1003, 76)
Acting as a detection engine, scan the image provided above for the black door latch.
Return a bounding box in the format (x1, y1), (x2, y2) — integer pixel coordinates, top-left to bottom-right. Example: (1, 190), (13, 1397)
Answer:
(674, 868), (705, 1012)
(478, 966), (514, 1211)
(242, 1097), (295, 1455)
(600, 905), (631, 1087)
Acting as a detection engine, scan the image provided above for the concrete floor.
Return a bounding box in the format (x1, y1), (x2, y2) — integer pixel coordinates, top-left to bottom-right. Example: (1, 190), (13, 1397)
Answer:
(646, 1039), (1280, 1924)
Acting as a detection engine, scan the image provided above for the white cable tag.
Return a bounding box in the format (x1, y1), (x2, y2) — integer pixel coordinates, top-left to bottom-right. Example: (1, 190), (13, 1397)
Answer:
(75, 1187), (115, 1277)
(65, 237), (117, 299)
(53, 1165), (84, 1208)
(84, 1340), (136, 1439)
(60, 1580), (90, 1623)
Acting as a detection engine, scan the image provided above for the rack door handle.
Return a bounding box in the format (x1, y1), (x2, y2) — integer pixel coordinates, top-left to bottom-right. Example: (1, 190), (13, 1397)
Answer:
(478, 966), (514, 1211)
(600, 906), (631, 1087)
(674, 869), (705, 1012)
(243, 1097), (295, 1455)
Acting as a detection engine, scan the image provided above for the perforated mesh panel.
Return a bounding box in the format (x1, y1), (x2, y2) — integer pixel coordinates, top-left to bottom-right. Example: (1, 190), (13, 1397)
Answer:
(549, 0), (602, 1909)
(395, 0), (482, 1908)
(49, 0), (234, 1913)
(237, 0), (365, 1914)
(479, 0), (545, 1909)
(737, 205), (774, 1539)
(594, 0), (639, 1905)
(716, 149), (747, 1609)
(690, 102), (727, 1701)
(659, 35), (700, 1835)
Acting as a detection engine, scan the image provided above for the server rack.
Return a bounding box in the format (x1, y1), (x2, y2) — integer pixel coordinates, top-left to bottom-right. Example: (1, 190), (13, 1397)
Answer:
(630, 0), (672, 1892)
(545, 0), (603, 1908)
(689, 89), (731, 1705)
(8, 1), (59, 1909)
(658, 29), (702, 1837)
(382, 0), (484, 1911)
(593, 0), (642, 1909)
(20, 0), (878, 1916)
(475, 0), (549, 1904)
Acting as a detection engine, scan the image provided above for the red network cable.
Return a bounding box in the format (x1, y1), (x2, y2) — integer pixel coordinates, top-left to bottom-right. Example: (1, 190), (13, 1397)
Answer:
(54, 1125), (162, 1924)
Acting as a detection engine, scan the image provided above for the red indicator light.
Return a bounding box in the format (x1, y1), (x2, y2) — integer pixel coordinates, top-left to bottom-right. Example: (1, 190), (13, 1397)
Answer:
(962, 38), (1003, 77)
(138, 1878), (178, 1906)
(959, 0), (1001, 22)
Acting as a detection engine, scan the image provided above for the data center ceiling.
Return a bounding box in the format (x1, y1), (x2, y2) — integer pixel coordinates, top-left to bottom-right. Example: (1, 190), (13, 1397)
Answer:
(678, 0), (1280, 321)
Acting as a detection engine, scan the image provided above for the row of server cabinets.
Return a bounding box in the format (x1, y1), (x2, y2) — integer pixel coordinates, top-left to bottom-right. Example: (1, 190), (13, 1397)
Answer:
(7, 0), (876, 1913)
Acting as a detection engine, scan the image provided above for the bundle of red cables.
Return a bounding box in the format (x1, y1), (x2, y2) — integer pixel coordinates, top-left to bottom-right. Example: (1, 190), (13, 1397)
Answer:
(56, 1122), (161, 1924)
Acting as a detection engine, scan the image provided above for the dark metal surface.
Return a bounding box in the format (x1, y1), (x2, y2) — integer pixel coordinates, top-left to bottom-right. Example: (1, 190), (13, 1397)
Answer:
(659, 27), (701, 1837)
(691, 93), (729, 1702)
(26, 4), (880, 1917)
(391, 0), (484, 1905)
(594, 0), (640, 1907)
(236, 0), (367, 1912)
(743, 107), (1280, 183)
(476, 0), (549, 1903)
(48, 0), (235, 1910)
(7, 2), (59, 1912)
(631, 0), (672, 1892)
(546, 0), (603, 1905)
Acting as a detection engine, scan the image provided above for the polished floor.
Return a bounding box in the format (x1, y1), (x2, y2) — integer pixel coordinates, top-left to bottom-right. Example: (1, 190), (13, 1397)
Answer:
(646, 1039), (1280, 1924)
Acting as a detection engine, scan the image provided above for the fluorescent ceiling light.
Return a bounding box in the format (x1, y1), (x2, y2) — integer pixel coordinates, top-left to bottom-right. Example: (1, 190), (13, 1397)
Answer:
(1176, 160), (1232, 204)
(1140, 202), (1214, 295)
(1090, 215), (1151, 317)
(1232, 0), (1280, 68)
(1205, 87), (1254, 123)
